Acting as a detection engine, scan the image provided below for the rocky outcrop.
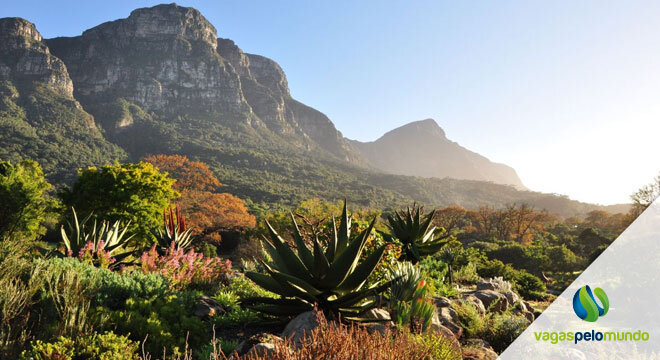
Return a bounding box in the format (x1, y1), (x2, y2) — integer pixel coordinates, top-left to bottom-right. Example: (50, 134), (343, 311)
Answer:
(44, 4), (357, 161)
(349, 119), (526, 189)
(280, 311), (321, 347)
(0, 18), (74, 97)
(0, 17), (126, 184)
(47, 4), (250, 121)
(217, 37), (357, 161)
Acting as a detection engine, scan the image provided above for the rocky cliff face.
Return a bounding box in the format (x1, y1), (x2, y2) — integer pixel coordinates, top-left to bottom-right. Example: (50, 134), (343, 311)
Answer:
(350, 119), (526, 189)
(0, 18), (126, 183)
(0, 18), (74, 97)
(45, 4), (354, 160)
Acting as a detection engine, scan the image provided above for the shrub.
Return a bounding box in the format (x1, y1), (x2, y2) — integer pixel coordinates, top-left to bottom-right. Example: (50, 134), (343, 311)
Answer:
(43, 267), (97, 337)
(98, 292), (206, 357)
(140, 243), (232, 291)
(486, 244), (548, 273)
(450, 302), (486, 338)
(453, 262), (480, 284)
(545, 245), (583, 272)
(513, 271), (546, 300)
(0, 159), (56, 242)
(0, 248), (44, 358)
(60, 161), (179, 245)
(232, 311), (461, 360)
(481, 313), (529, 353)
(20, 331), (139, 360)
(482, 276), (513, 292)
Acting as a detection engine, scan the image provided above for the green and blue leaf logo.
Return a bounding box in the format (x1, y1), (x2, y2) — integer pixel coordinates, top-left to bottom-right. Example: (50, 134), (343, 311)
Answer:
(572, 285), (610, 322)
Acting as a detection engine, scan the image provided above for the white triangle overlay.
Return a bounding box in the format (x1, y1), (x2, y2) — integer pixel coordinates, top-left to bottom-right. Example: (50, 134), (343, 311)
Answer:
(499, 200), (660, 359)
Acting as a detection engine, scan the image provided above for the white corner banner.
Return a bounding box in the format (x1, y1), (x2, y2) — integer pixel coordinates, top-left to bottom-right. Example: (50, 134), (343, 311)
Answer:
(500, 200), (660, 359)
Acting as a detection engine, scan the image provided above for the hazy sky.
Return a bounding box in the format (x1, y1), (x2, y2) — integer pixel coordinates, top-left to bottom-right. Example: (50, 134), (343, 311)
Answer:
(3, 1), (660, 205)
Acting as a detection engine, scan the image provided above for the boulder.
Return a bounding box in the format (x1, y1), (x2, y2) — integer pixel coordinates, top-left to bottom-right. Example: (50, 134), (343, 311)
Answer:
(462, 295), (486, 316)
(476, 280), (497, 291)
(462, 346), (498, 360)
(523, 310), (535, 322)
(362, 321), (394, 335)
(362, 308), (391, 321)
(194, 296), (228, 318)
(431, 322), (461, 349)
(462, 338), (493, 350)
(235, 333), (283, 356)
(473, 290), (509, 312)
(433, 296), (452, 308)
(281, 311), (321, 347)
(434, 307), (463, 339)
(523, 300), (536, 313)
(501, 290), (520, 306)
(247, 342), (277, 357)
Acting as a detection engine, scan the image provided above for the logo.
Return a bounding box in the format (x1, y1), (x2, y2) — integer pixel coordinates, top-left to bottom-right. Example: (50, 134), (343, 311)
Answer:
(572, 285), (609, 322)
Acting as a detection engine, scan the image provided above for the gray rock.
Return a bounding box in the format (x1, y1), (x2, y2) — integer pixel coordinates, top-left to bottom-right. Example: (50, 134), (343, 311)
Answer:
(433, 296), (452, 308)
(362, 321), (393, 335)
(434, 308), (463, 339)
(431, 322), (461, 349)
(501, 290), (520, 305)
(281, 311), (321, 346)
(462, 338), (493, 350)
(361, 308), (391, 321)
(476, 280), (497, 291)
(194, 295), (227, 318)
(462, 295), (487, 316)
(473, 290), (509, 312)
(462, 346), (498, 360)
(247, 342), (277, 357)
(235, 333), (282, 356)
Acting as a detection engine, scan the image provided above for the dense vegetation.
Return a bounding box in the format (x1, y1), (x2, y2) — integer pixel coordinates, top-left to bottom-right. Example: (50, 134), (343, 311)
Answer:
(0, 156), (646, 359)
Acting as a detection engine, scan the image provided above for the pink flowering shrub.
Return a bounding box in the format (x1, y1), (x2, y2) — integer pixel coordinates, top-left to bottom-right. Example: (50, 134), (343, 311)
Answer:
(78, 240), (116, 269)
(140, 242), (232, 290)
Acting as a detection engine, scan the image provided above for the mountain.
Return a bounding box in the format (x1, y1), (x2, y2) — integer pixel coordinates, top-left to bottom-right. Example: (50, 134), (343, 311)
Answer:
(0, 4), (621, 217)
(0, 18), (126, 184)
(349, 119), (525, 189)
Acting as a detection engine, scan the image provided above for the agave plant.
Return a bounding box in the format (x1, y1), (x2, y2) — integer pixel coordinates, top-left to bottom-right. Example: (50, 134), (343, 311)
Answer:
(243, 202), (391, 320)
(387, 261), (423, 308)
(386, 204), (450, 264)
(154, 205), (194, 254)
(60, 207), (135, 268)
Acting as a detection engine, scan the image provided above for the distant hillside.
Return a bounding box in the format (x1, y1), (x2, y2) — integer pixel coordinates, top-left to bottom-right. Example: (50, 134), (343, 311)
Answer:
(0, 4), (619, 218)
(349, 119), (525, 189)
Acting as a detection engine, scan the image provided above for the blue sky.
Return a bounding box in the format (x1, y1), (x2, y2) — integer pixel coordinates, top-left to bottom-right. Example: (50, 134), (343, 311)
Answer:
(3, 1), (660, 205)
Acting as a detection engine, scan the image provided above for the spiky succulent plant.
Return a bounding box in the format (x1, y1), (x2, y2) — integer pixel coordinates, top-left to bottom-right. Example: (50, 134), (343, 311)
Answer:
(244, 202), (391, 320)
(154, 205), (194, 254)
(60, 207), (135, 268)
(386, 204), (450, 264)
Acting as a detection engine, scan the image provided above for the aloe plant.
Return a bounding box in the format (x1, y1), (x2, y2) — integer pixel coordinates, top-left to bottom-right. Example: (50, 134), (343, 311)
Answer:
(154, 205), (194, 253)
(60, 207), (135, 268)
(244, 202), (391, 320)
(386, 204), (450, 264)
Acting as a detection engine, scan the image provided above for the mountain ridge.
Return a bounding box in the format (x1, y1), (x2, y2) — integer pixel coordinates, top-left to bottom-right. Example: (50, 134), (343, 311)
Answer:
(0, 4), (627, 217)
(349, 119), (526, 189)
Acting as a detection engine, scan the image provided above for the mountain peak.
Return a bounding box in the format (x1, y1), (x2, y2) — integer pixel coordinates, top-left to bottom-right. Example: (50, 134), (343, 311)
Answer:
(350, 119), (525, 189)
(380, 118), (446, 141)
(0, 17), (42, 43)
(82, 3), (218, 49)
